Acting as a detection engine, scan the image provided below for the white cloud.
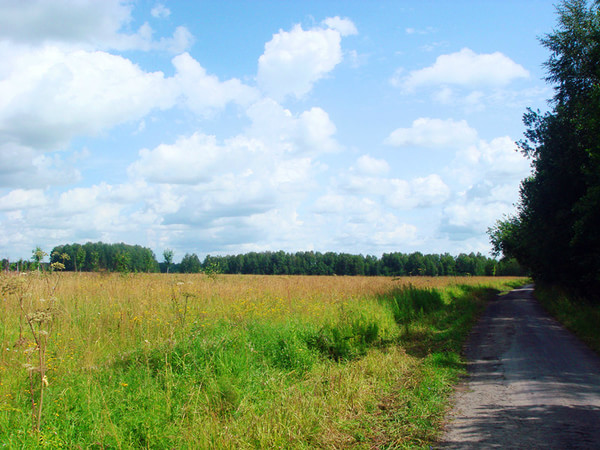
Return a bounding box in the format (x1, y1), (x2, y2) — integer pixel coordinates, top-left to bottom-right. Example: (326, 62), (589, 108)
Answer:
(313, 195), (420, 249)
(0, 45), (176, 149)
(441, 200), (513, 239)
(385, 174), (450, 209)
(0, 189), (47, 211)
(113, 24), (194, 54)
(385, 118), (478, 148)
(0, 47), (257, 163)
(373, 222), (419, 246)
(257, 19), (355, 100)
(393, 48), (529, 92)
(0, 0), (192, 53)
(405, 26), (436, 35)
(151, 4), (171, 19)
(0, 0), (131, 45)
(353, 155), (390, 176)
(297, 107), (339, 153)
(439, 135), (532, 241)
(451, 136), (530, 185)
(128, 129), (320, 226)
(0, 143), (80, 188)
(335, 168), (450, 210)
(322, 17), (358, 37)
(129, 133), (233, 185)
(246, 99), (339, 154)
(172, 53), (259, 115)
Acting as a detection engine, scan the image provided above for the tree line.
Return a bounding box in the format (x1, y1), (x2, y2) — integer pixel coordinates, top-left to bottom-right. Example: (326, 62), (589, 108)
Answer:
(2, 243), (525, 277)
(489, 0), (600, 300)
(48, 242), (159, 273)
(171, 250), (524, 277)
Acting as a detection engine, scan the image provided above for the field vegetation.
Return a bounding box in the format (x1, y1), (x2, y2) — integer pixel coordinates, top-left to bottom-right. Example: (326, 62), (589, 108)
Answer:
(0, 272), (524, 448)
(534, 284), (600, 355)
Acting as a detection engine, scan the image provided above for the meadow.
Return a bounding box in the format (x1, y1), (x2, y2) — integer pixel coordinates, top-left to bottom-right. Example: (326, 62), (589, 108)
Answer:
(0, 272), (525, 448)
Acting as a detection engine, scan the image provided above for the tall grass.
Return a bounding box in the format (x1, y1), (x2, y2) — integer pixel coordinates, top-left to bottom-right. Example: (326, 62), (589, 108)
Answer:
(0, 273), (524, 448)
(534, 283), (600, 355)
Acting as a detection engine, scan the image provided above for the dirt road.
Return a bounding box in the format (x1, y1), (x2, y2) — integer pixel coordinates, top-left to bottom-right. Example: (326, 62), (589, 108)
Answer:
(439, 285), (600, 448)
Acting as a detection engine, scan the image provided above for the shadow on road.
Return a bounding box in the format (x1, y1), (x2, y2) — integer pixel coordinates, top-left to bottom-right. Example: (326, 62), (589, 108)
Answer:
(440, 285), (600, 448)
(441, 403), (600, 449)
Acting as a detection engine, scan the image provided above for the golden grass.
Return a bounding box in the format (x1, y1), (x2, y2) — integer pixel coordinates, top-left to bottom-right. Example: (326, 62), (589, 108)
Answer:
(0, 272), (525, 447)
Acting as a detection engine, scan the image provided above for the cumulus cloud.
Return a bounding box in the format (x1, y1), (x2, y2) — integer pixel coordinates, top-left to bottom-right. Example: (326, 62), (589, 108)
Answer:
(392, 48), (529, 92)
(335, 162), (450, 210)
(385, 118), (478, 148)
(0, 0), (192, 53)
(0, 46), (176, 149)
(257, 18), (356, 100)
(450, 136), (531, 185)
(0, 143), (80, 188)
(129, 133), (243, 185)
(439, 135), (532, 241)
(0, 0), (131, 45)
(440, 199), (513, 240)
(322, 16), (358, 36)
(313, 194), (419, 248)
(0, 46), (259, 154)
(127, 128), (321, 231)
(172, 53), (259, 115)
(246, 99), (339, 154)
(0, 189), (47, 211)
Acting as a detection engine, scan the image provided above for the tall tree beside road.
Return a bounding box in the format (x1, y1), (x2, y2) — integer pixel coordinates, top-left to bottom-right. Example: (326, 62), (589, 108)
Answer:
(489, 0), (600, 299)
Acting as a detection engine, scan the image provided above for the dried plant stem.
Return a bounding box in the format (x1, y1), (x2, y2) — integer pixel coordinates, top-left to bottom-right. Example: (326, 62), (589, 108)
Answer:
(18, 291), (50, 432)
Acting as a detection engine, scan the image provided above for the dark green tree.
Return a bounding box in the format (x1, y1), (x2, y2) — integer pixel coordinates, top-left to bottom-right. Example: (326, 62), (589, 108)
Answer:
(489, 0), (600, 298)
(180, 253), (202, 273)
(163, 249), (174, 273)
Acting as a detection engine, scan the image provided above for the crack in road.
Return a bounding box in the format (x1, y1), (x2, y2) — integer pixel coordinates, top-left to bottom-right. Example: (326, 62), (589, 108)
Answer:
(439, 285), (600, 449)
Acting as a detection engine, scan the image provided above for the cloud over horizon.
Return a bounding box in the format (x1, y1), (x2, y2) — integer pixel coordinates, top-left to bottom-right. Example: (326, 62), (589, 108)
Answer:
(0, 1), (547, 260)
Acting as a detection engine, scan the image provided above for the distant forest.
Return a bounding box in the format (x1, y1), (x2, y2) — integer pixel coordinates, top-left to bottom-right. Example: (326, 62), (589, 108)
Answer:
(1, 241), (526, 277)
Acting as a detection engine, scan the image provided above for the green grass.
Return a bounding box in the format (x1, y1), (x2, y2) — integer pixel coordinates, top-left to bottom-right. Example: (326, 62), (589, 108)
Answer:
(0, 274), (525, 448)
(534, 283), (600, 355)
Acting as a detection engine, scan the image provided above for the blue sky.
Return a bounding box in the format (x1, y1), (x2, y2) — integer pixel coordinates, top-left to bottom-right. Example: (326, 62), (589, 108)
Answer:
(0, 0), (558, 262)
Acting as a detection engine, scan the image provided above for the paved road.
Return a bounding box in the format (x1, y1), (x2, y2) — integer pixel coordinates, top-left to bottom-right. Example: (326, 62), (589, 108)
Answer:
(440, 285), (600, 449)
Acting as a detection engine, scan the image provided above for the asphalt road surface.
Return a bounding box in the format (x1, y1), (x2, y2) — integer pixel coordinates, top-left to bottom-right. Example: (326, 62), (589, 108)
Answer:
(440, 284), (600, 449)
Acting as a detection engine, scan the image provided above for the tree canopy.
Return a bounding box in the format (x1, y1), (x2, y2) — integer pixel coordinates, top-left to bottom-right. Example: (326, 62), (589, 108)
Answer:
(49, 242), (159, 273)
(489, 0), (600, 299)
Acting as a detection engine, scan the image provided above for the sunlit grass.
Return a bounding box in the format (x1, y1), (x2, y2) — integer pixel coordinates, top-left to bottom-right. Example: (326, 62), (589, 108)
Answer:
(0, 272), (525, 447)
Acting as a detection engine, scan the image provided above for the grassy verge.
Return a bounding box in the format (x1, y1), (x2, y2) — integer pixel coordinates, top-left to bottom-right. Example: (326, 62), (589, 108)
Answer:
(534, 283), (600, 355)
(0, 274), (524, 448)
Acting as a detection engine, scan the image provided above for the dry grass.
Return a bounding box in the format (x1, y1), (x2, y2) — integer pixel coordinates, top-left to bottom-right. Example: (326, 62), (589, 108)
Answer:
(0, 272), (525, 447)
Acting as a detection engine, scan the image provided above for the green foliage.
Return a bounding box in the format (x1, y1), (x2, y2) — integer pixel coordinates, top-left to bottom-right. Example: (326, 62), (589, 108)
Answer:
(49, 242), (159, 273)
(534, 283), (600, 354)
(385, 285), (444, 325)
(162, 248), (174, 273)
(31, 246), (47, 271)
(179, 253), (201, 273)
(490, 0), (600, 300)
(198, 250), (525, 277)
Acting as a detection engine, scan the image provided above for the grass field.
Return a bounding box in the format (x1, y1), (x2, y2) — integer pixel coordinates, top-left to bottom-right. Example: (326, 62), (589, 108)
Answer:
(0, 272), (525, 448)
